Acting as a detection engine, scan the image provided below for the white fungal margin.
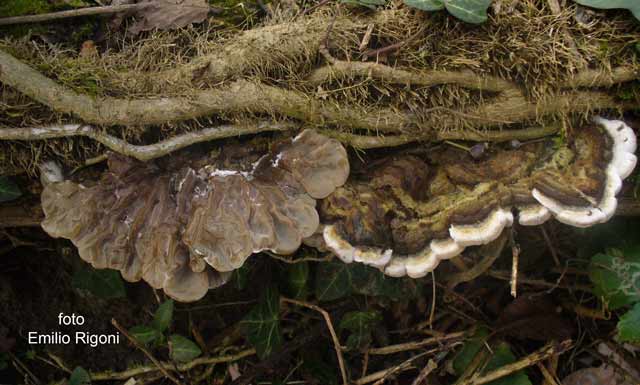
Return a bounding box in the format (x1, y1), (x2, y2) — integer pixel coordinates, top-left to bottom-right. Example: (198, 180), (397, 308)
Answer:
(517, 204), (551, 226)
(449, 208), (514, 247)
(325, 117), (636, 279)
(530, 117), (636, 228)
(322, 225), (392, 267)
(39, 160), (64, 185)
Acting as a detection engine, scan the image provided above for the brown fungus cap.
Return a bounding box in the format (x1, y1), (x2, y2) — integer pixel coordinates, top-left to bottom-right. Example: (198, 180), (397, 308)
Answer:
(40, 129), (349, 302)
(320, 122), (636, 278)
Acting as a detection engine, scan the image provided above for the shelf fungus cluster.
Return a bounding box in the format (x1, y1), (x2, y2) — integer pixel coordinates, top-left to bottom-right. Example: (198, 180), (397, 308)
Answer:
(40, 130), (349, 302)
(320, 117), (637, 279)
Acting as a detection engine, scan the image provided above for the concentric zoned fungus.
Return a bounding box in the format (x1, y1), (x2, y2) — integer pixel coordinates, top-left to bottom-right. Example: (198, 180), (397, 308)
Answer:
(40, 129), (349, 301)
(320, 117), (637, 278)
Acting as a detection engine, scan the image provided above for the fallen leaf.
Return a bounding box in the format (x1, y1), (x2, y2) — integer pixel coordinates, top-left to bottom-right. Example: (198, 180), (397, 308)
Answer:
(495, 294), (574, 341)
(562, 366), (633, 385)
(228, 363), (241, 380)
(128, 0), (210, 35)
(80, 40), (98, 58)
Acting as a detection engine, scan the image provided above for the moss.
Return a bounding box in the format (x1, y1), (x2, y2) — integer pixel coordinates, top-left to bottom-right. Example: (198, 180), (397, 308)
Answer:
(0, 0), (52, 18)
(210, 0), (265, 27)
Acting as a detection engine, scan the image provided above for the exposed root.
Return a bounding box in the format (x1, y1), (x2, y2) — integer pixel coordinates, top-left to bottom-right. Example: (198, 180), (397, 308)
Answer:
(114, 10), (402, 87)
(0, 123), (560, 162)
(0, 121), (295, 161)
(0, 48), (632, 135)
(308, 60), (638, 91)
(308, 61), (521, 92)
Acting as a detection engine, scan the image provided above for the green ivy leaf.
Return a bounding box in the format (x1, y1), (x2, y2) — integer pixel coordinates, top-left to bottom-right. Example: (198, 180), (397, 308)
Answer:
(287, 262), (309, 300)
(316, 262), (420, 301)
(169, 335), (202, 362)
(0, 353), (9, 371)
(340, 0), (387, 9)
(130, 325), (161, 346)
(152, 300), (174, 333)
(589, 246), (640, 310)
(574, 0), (640, 21)
(483, 343), (532, 385)
(71, 265), (126, 299)
(315, 262), (354, 301)
(617, 302), (640, 343)
(0, 176), (21, 203)
(69, 366), (91, 385)
(404, 0), (444, 11)
(339, 311), (382, 350)
(403, 0), (492, 24)
(232, 265), (250, 290)
(241, 286), (282, 359)
(452, 327), (489, 376)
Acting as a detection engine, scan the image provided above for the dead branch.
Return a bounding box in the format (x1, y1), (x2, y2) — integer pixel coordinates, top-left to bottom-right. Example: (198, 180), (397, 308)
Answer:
(46, 349), (256, 381)
(0, 4), (150, 26)
(367, 331), (466, 356)
(458, 340), (572, 385)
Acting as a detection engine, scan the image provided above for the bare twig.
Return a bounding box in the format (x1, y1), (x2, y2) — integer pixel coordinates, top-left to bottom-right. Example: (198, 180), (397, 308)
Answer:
(297, 0), (332, 19)
(540, 225), (561, 267)
(411, 359), (438, 385)
(0, 4), (150, 26)
(355, 351), (431, 385)
(48, 348), (256, 382)
(367, 331), (466, 356)
(458, 340), (573, 385)
(353, 359), (419, 385)
(487, 270), (593, 292)
(280, 297), (348, 385)
(8, 351), (41, 385)
(359, 23), (375, 52)
(510, 232), (520, 298)
(111, 319), (184, 385)
(537, 362), (561, 385)
(362, 25), (425, 59)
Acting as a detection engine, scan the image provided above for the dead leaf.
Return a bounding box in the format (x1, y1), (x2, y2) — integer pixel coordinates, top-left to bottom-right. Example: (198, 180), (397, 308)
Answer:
(128, 0), (210, 35)
(495, 294), (574, 341)
(0, 326), (15, 353)
(228, 363), (241, 380)
(563, 366), (633, 385)
(80, 40), (98, 58)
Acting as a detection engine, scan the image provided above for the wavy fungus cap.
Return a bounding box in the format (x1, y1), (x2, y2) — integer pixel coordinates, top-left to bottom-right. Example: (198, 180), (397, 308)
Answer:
(320, 117), (637, 278)
(40, 129), (349, 302)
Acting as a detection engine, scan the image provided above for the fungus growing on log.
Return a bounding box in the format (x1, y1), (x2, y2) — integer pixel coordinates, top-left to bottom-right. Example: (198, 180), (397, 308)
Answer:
(40, 129), (349, 302)
(320, 117), (637, 278)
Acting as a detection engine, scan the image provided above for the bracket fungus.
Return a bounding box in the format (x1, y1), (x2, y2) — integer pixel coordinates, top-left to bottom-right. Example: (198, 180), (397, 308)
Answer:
(40, 129), (349, 302)
(320, 117), (637, 279)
